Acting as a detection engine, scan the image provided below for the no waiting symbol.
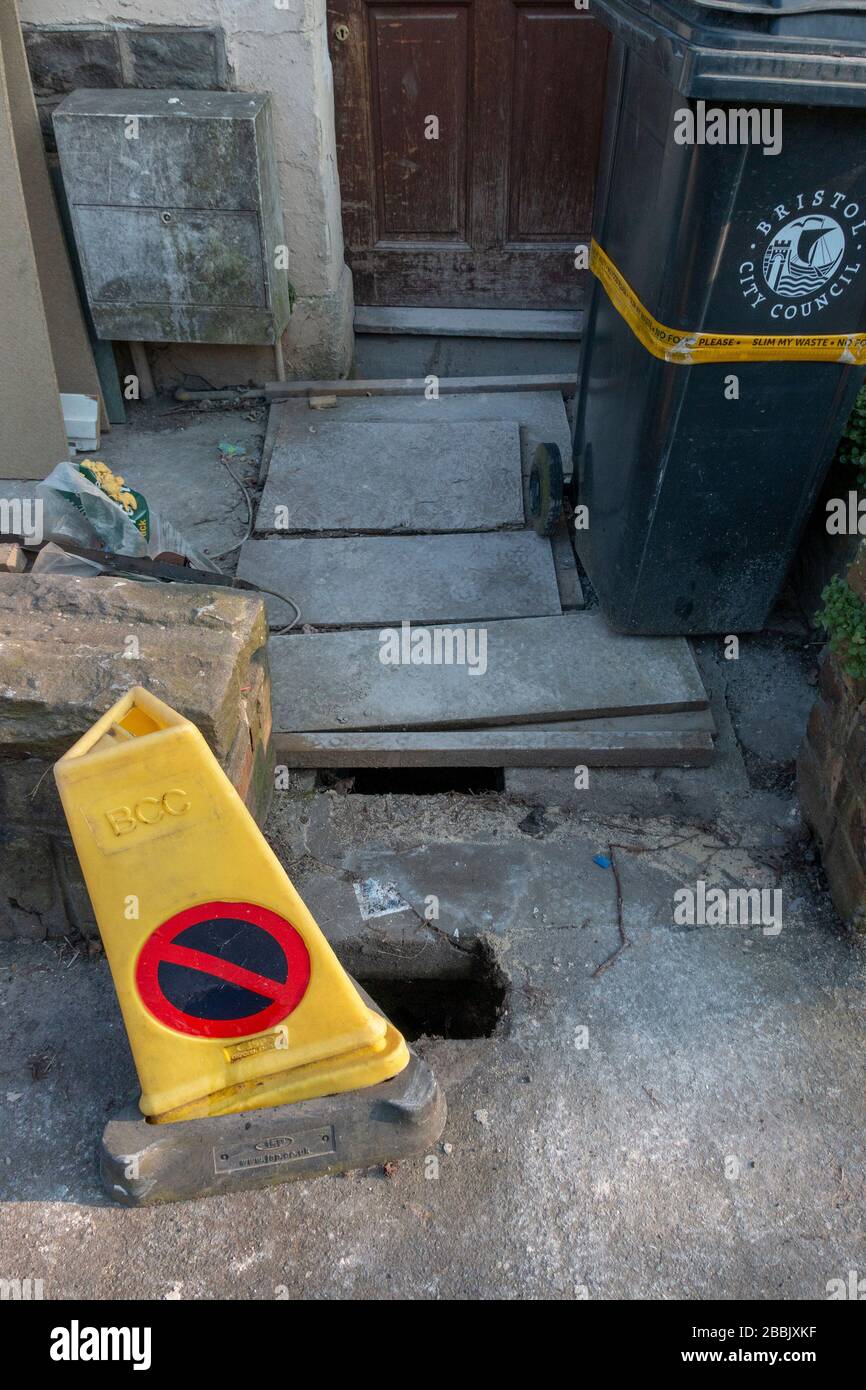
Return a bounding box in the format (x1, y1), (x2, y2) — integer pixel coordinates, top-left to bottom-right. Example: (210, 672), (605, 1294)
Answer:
(135, 901), (311, 1038)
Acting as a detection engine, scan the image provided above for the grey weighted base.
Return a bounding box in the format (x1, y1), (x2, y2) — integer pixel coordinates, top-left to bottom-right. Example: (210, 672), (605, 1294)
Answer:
(101, 1050), (446, 1206)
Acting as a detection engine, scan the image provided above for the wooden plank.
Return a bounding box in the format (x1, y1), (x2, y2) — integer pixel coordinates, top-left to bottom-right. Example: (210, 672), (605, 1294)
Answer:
(269, 614), (708, 733)
(238, 531), (562, 628)
(256, 420), (524, 534)
(0, 22), (67, 479)
(258, 402), (282, 485)
(264, 374), (577, 400)
(354, 307), (583, 339)
(550, 523), (584, 611)
(274, 727), (714, 768)
(0, 3), (107, 431)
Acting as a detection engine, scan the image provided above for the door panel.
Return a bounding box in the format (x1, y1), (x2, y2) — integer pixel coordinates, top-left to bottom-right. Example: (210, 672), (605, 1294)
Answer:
(370, 7), (469, 241)
(328, 0), (609, 307)
(77, 208), (265, 307)
(507, 8), (602, 241)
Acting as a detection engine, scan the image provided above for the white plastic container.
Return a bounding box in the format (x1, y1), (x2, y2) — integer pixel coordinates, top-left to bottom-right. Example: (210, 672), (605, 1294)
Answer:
(60, 393), (99, 452)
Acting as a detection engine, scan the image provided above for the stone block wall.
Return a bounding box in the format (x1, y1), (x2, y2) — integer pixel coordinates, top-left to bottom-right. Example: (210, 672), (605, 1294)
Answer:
(798, 542), (866, 931)
(0, 574), (274, 941)
(22, 24), (229, 149)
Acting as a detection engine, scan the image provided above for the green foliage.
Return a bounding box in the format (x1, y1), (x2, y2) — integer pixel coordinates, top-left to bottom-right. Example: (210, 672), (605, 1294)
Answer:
(817, 574), (866, 679)
(837, 386), (866, 488)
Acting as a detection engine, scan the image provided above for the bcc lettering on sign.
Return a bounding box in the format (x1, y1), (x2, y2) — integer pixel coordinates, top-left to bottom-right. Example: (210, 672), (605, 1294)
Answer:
(105, 789), (191, 836)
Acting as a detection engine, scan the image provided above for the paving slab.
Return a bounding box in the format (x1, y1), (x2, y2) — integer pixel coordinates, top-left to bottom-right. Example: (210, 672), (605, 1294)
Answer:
(256, 420), (524, 535)
(237, 531), (561, 628)
(265, 391), (572, 479)
(502, 640), (771, 823)
(269, 614), (708, 733)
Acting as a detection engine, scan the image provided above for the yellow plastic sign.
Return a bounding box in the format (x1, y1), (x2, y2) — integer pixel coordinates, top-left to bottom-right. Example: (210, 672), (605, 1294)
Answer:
(590, 239), (866, 366)
(54, 687), (409, 1123)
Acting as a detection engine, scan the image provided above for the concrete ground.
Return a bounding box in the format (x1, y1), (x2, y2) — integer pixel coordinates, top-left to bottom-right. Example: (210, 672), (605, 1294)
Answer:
(5, 396), (264, 569)
(0, 404), (864, 1300)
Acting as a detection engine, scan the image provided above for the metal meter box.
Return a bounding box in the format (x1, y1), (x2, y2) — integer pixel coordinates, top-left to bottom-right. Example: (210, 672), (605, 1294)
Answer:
(52, 89), (292, 346)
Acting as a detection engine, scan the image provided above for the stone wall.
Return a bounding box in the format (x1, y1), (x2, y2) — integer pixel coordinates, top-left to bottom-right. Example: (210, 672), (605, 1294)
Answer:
(17, 1), (354, 384)
(23, 23), (230, 148)
(798, 542), (866, 931)
(0, 574), (274, 940)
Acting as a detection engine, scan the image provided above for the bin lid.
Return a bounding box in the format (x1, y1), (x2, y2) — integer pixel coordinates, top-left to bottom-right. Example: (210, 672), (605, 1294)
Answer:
(690, 0), (865, 11)
(591, 0), (866, 104)
(690, 0), (866, 10)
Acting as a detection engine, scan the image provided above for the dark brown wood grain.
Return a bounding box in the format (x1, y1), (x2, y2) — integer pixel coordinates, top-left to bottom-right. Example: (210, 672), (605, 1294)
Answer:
(327, 0), (610, 308)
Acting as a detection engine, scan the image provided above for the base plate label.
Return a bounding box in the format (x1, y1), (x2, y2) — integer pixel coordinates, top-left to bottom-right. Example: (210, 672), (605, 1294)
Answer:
(213, 1125), (336, 1175)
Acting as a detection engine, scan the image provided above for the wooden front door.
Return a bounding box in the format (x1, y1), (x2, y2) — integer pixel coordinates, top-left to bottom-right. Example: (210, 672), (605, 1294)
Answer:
(327, 0), (610, 308)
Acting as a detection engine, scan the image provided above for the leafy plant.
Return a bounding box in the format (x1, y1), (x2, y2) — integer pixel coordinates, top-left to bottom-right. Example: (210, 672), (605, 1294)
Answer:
(837, 385), (866, 488)
(816, 574), (866, 679)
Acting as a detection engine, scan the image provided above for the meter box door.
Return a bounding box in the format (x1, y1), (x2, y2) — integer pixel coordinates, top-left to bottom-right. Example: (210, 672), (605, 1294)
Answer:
(52, 89), (292, 346)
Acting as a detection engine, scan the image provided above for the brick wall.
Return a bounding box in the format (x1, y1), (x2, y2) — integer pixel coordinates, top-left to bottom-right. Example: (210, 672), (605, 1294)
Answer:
(798, 543), (866, 931)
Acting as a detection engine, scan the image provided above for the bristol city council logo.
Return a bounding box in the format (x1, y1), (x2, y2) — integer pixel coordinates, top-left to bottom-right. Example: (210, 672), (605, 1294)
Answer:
(739, 189), (864, 320)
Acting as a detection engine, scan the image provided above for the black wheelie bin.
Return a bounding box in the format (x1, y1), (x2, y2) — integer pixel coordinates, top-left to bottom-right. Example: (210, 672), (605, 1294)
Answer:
(532, 0), (866, 634)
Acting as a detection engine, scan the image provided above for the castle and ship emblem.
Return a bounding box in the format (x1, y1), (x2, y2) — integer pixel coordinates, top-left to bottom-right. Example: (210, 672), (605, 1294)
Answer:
(762, 214), (846, 298)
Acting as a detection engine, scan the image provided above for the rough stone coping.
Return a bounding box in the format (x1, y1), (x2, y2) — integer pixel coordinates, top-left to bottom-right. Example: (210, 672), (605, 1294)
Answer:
(0, 574), (267, 760)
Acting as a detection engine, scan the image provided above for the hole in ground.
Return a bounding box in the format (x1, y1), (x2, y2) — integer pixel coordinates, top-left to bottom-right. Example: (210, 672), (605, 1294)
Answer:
(361, 979), (504, 1041)
(318, 767), (505, 795)
(358, 946), (510, 1041)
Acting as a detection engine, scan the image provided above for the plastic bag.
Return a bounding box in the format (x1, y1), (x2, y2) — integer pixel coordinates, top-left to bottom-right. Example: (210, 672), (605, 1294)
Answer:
(37, 460), (211, 570)
(30, 541), (105, 577)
